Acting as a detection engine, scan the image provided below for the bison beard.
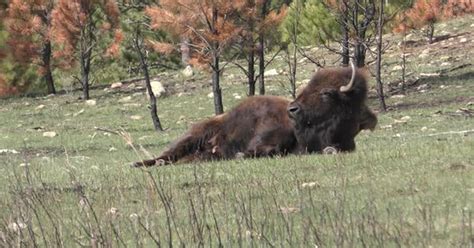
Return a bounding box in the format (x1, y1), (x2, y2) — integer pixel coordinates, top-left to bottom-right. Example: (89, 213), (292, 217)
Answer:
(133, 64), (377, 167)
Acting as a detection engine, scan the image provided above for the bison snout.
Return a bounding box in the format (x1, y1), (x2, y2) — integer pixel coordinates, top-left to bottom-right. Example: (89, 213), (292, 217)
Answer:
(287, 103), (300, 118)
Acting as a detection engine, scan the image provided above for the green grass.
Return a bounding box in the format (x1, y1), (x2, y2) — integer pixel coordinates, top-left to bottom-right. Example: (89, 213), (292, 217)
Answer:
(0, 16), (473, 247)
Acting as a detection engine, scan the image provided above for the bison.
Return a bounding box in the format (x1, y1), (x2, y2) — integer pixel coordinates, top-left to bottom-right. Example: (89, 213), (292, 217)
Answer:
(133, 62), (377, 167)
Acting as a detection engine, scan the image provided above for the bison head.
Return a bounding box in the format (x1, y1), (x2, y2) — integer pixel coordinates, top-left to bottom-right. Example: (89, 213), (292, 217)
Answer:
(287, 62), (377, 153)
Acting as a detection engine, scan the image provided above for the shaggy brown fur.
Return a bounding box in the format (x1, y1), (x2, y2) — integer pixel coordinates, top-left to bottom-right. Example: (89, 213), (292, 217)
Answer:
(133, 66), (377, 167)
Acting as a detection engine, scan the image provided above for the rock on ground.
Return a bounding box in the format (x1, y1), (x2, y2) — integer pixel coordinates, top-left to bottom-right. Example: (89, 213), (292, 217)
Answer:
(149, 80), (166, 98)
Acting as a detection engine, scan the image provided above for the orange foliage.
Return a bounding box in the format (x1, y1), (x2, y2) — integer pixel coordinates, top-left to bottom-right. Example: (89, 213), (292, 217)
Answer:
(50, 0), (121, 64)
(394, 0), (474, 34)
(0, 74), (18, 96)
(444, 0), (474, 17)
(146, 40), (176, 55)
(405, 0), (441, 29)
(146, 0), (244, 68)
(5, 0), (54, 65)
(106, 29), (124, 57)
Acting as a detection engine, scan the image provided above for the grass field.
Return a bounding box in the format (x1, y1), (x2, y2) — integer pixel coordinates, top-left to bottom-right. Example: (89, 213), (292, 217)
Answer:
(0, 16), (473, 247)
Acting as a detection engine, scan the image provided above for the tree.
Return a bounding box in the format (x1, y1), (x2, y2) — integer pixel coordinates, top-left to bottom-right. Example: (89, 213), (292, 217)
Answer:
(233, 0), (287, 96)
(50, 0), (121, 100)
(120, 1), (166, 132)
(282, 0), (303, 99)
(5, 0), (57, 95)
(396, 0), (442, 44)
(146, 0), (242, 115)
(375, 0), (387, 111)
(134, 26), (164, 131)
(443, 0), (474, 17)
(256, 0), (287, 95)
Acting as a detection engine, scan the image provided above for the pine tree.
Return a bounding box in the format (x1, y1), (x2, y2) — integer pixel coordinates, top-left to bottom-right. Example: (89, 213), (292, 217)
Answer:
(281, 0), (338, 46)
(146, 0), (242, 115)
(443, 0), (474, 17)
(396, 0), (442, 44)
(50, 0), (121, 100)
(5, 0), (57, 94)
(234, 0), (287, 96)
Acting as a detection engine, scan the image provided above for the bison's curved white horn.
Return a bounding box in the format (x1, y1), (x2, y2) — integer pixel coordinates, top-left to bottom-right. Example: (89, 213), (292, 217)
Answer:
(340, 59), (356, 92)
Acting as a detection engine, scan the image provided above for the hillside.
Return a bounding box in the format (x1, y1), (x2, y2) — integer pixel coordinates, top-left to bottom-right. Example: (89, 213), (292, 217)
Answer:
(0, 15), (473, 246)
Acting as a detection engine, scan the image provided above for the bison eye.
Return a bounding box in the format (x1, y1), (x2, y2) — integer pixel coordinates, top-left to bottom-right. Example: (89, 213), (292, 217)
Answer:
(320, 88), (337, 98)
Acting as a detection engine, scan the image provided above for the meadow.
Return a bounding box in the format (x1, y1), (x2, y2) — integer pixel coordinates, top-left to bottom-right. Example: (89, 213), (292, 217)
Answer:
(0, 16), (473, 247)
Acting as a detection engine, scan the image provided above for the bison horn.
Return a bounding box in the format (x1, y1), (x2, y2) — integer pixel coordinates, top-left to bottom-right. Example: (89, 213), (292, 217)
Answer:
(340, 59), (356, 92)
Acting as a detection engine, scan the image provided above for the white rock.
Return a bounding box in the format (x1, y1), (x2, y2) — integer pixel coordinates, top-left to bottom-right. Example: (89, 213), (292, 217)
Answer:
(207, 92), (214, 98)
(301, 182), (318, 188)
(0, 149), (19, 154)
(440, 56), (451, 61)
(130, 115), (143, 120)
(392, 65), (403, 71)
(43, 131), (57, 138)
(149, 80), (166, 97)
(132, 92), (143, 97)
(418, 53), (429, 58)
(182, 65), (194, 77)
(400, 116), (411, 121)
(8, 222), (26, 232)
(264, 69), (279, 77)
(119, 96), (133, 103)
(108, 147), (117, 152)
(459, 37), (467, 43)
(35, 105), (45, 110)
(110, 82), (123, 89)
(440, 62), (451, 66)
(73, 109), (84, 117)
(298, 57), (308, 63)
(421, 126), (428, 131)
(234, 95), (242, 100)
(107, 207), (119, 215)
(85, 99), (96, 106)
(391, 94), (406, 98)
(417, 84), (429, 91)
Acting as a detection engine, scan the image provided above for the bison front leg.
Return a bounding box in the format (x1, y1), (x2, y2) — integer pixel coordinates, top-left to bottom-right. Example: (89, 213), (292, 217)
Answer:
(132, 158), (168, 167)
(132, 134), (205, 167)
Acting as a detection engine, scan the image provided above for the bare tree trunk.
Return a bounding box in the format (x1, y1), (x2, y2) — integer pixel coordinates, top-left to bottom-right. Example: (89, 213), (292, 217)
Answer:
(427, 22), (435, 44)
(248, 42), (256, 96)
(41, 41), (56, 95)
(341, 5), (350, 67)
(135, 29), (163, 131)
(257, 35), (265, 95)
(352, 0), (375, 67)
(258, 0), (269, 95)
(375, 0), (387, 111)
(401, 35), (407, 93)
(80, 53), (90, 100)
(180, 36), (191, 66)
(211, 52), (224, 115)
(286, 46), (297, 99)
(246, 18), (256, 96)
(79, 21), (94, 100)
(210, 7), (224, 114)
